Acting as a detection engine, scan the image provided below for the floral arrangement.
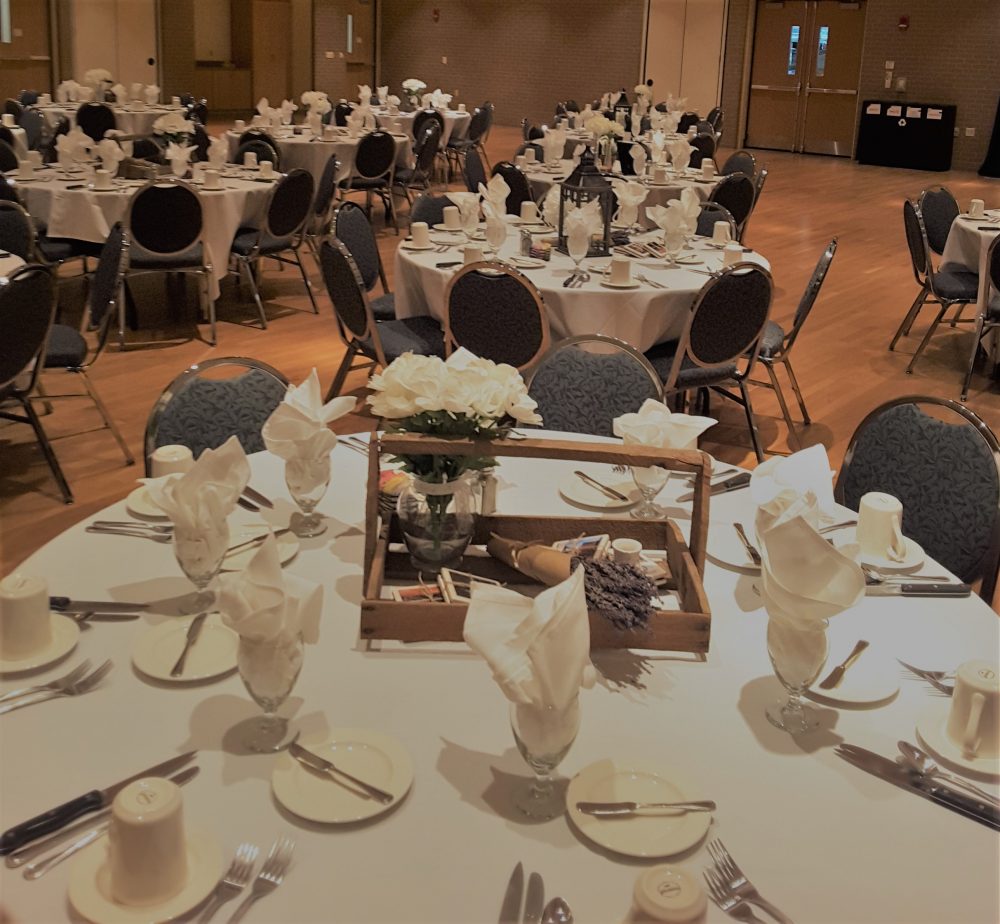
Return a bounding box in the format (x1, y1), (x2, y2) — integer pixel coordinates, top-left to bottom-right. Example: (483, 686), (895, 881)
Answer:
(401, 78), (427, 105)
(367, 351), (542, 484)
(634, 83), (653, 100)
(300, 90), (329, 110)
(153, 110), (195, 145)
(585, 115), (624, 139)
(83, 68), (113, 87)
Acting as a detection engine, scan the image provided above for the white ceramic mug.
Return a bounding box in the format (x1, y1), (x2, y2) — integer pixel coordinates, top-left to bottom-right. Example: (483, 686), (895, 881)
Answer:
(722, 241), (742, 266)
(260, 160), (274, 178)
(946, 661), (1000, 758)
(410, 221), (430, 248)
(702, 159), (716, 180)
(1, 113), (15, 128)
(514, 155), (526, 170)
(150, 444), (195, 477)
(653, 166), (668, 184)
(18, 161), (33, 181)
(458, 103), (467, 113)
(203, 169), (221, 190)
(463, 244), (485, 265)
(712, 220), (731, 245)
(234, 119), (246, 132)
(323, 124), (336, 139)
(611, 537), (643, 565)
(524, 147), (536, 164)
(93, 169), (112, 190)
(171, 96), (181, 106)
(609, 255), (632, 286)
(243, 152), (258, 169)
(108, 778), (188, 906)
(0, 573), (52, 660)
(27, 150), (42, 169)
(856, 491), (907, 562)
(969, 198), (986, 219)
(39, 93), (51, 106)
(443, 205), (462, 230)
(520, 200), (538, 221)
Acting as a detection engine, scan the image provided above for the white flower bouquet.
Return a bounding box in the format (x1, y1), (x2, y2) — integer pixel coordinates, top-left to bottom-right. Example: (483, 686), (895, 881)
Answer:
(585, 115), (624, 139)
(401, 78), (427, 106)
(301, 90), (329, 110)
(83, 68), (113, 88)
(153, 110), (195, 145)
(634, 83), (653, 100)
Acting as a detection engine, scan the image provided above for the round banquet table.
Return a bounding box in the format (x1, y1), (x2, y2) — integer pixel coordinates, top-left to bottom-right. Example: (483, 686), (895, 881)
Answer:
(393, 224), (768, 352)
(375, 107), (471, 148)
(1, 433), (997, 923)
(225, 126), (412, 186)
(4, 126), (28, 160)
(0, 252), (25, 278)
(941, 211), (1000, 355)
(7, 167), (272, 300)
(35, 103), (187, 137)
(524, 160), (720, 231)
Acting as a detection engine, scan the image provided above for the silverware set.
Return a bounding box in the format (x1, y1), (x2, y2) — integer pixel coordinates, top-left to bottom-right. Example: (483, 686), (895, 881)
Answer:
(499, 862), (573, 924)
(898, 659), (955, 695)
(86, 520), (288, 557)
(0, 660), (113, 716)
(224, 836), (295, 923)
(897, 740), (999, 806)
(704, 839), (794, 924)
(636, 273), (668, 289)
(563, 270), (589, 288)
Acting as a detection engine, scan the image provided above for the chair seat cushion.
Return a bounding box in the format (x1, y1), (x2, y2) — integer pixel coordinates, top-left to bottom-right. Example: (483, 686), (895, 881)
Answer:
(757, 320), (786, 358)
(644, 341), (738, 388)
(370, 292), (396, 322)
(393, 168), (425, 185)
(43, 324), (87, 367)
(361, 316), (444, 363)
(934, 269), (979, 301)
(230, 227), (293, 257)
(36, 236), (103, 263)
(130, 241), (204, 268)
(341, 176), (389, 190)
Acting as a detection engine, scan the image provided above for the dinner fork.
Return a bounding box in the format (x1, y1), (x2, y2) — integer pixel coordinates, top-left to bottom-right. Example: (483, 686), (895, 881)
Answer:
(92, 521), (173, 534)
(0, 660), (113, 715)
(198, 842), (260, 922)
(703, 868), (767, 924)
(85, 525), (172, 543)
(897, 659), (956, 695)
(226, 836), (294, 923)
(637, 273), (667, 289)
(0, 660), (92, 706)
(707, 839), (794, 924)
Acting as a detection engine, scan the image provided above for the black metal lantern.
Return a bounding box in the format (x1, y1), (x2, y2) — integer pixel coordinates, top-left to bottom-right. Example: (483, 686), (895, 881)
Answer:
(557, 148), (613, 258)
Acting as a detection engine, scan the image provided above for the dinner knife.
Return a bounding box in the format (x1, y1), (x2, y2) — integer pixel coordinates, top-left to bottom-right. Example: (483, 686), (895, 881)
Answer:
(576, 799), (717, 815)
(866, 583), (972, 597)
(711, 472), (751, 494)
(835, 744), (1000, 831)
(574, 470), (628, 501)
(498, 861), (524, 924)
(241, 485), (274, 509)
(50, 597), (150, 614)
(0, 750), (197, 854)
(288, 742), (395, 804)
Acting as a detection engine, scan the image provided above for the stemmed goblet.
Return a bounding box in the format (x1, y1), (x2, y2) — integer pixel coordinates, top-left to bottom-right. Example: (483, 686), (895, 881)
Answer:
(285, 455), (331, 537)
(509, 696), (580, 820)
(630, 463), (669, 519)
(765, 614), (829, 734)
(173, 521), (229, 614)
(663, 229), (686, 268)
(567, 227), (590, 283)
(237, 633), (304, 752)
(485, 216), (507, 260)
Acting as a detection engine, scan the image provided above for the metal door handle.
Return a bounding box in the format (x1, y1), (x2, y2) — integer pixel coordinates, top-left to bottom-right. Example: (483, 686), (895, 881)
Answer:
(751, 84), (801, 92)
(805, 87), (858, 95)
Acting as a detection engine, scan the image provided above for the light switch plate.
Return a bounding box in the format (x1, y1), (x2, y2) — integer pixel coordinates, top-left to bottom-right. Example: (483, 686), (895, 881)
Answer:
(441, 56), (447, 64)
(885, 60), (894, 70)
(966, 127), (976, 137)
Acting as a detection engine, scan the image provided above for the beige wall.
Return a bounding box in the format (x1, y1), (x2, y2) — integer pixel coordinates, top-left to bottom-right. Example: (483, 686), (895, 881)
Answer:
(61, 0), (157, 87)
(195, 0), (233, 63)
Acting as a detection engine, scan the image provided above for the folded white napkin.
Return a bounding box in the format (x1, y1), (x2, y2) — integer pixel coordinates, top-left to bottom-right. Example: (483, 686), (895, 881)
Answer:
(144, 436), (250, 533)
(650, 130), (666, 164)
(629, 144), (647, 175)
(463, 567), (595, 710)
(663, 111), (681, 135)
(668, 139), (695, 171)
(420, 92), (433, 108)
(564, 198), (603, 237)
(750, 444), (838, 519)
(56, 127), (92, 164)
(95, 138), (125, 173)
(153, 111), (194, 136)
(600, 93), (612, 110)
(256, 97), (270, 116)
(261, 369), (355, 461)
(166, 141), (195, 175)
(377, 86), (389, 104)
(111, 84), (127, 104)
(280, 99), (297, 122)
(478, 173), (510, 216)
(613, 398), (715, 451)
(386, 94), (400, 108)
(669, 187), (701, 235)
(358, 84), (372, 105)
(630, 112), (643, 139)
(207, 135), (228, 167)
(667, 96), (687, 113)
(611, 179), (648, 227)
(541, 186), (561, 227)
(430, 88), (452, 109)
(144, 85), (160, 105)
(447, 191), (481, 225)
(56, 80), (77, 104)
(646, 203), (684, 235)
(218, 536), (322, 646)
(129, 82), (143, 101)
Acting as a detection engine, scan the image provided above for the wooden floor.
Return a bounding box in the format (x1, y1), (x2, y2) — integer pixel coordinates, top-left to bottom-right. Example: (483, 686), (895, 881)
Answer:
(2, 125), (999, 574)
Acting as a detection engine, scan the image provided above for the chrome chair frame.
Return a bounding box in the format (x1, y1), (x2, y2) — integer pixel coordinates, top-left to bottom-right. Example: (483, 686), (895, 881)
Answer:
(961, 235), (1000, 402)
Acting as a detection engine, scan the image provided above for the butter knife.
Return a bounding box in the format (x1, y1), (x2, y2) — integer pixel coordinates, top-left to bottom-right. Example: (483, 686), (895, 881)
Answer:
(289, 742), (395, 803)
(50, 597), (149, 614)
(170, 613), (208, 677)
(817, 639), (869, 689)
(576, 799), (716, 816)
(574, 470), (628, 501)
(733, 523), (762, 566)
(866, 583), (971, 597)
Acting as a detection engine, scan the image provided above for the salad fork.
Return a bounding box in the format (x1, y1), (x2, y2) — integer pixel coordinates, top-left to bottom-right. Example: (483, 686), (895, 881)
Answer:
(897, 659), (955, 695)
(92, 521), (173, 534)
(85, 525), (172, 543)
(0, 660), (113, 715)
(703, 868), (767, 924)
(707, 839), (794, 924)
(198, 842), (260, 922)
(0, 660), (92, 706)
(227, 836), (294, 923)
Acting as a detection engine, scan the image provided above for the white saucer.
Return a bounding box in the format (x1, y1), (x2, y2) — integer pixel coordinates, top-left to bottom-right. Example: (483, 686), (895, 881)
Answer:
(431, 224), (463, 233)
(705, 520), (761, 574)
(220, 527), (299, 572)
(860, 537), (925, 572)
(916, 703), (1000, 779)
(645, 181), (671, 187)
(272, 729), (414, 823)
(558, 467), (640, 511)
(806, 640), (899, 706)
(0, 613), (80, 674)
(510, 257), (544, 269)
(400, 242), (436, 251)
(68, 828), (222, 924)
(566, 758), (712, 858)
(600, 279), (641, 290)
(132, 614), (238, 683)
(671, 256), (703, 266)
(125, 485), (169, 520)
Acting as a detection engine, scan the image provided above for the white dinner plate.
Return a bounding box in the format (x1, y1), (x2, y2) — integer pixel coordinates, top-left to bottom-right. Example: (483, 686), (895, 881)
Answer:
(68, 829), (222, 924)
(431, 224), (464, 233)
(916, 703), (1000, 779)
(132, 613), (238, 683)
(806, 639), (899, 706)
(272, 729), (414, 823)
(670, 255), (703, 266)
(0, 613), (80, 675)
(399, 242), (436, 252)
(220, 527), (299, 572)
(706, 520), (761, 573)
(125, 485), (169, 520)
(509, 257), (545, 269)
(860, 537), (925, 572)
(600, 279), (641, 290)
(558, 467), (640, 511)
(566, 758), (712, 858)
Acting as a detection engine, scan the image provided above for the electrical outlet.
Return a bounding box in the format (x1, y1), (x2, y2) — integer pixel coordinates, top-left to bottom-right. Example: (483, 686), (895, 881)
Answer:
(954, 127), (960, 137)
(895, 76), (906, 91)
(441, 56), (447, 64)
(325, 51), (334, 59)
(966, 127), (976, 137)
(884, 71), (892, 89)
(885, 60), (894, 70)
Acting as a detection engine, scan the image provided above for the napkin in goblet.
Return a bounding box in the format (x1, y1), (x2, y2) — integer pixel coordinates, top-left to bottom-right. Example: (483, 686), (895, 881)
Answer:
(750, 444), (839, 519)
(668, 139), (695, 171)
(668, 187), (701, 235)
(358, 84), (372, 106)
(57, 127), (92, 165)
(478, 173), (510, 217)
(646, 203), (685, 238)
(377, 86), (389, 105)
(166, 141), (195, 176)
(261, 369), (355, 462)
(111, 84), (128, 105)
(95, 138), (125, 175)
(613, 398), (716, 451)
(207, 135), (228, 168)
(611, 178), (648, 227)
(629, 144), (647, 176)
(541, 186), (561, 227)
(144, 85), (160, 105)
(447, 191), (481, 226)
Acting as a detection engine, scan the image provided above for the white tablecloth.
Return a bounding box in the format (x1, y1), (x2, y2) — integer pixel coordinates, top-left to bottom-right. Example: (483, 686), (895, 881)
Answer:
(0, 434), (997, 923)
(394, 225), (768, 351)
(941, 213), (1000, 359)
(4, 126), (28, 160)
(10, 169), (271, 300)
(36, 104), (186, 137)
(0, 251), (25, 280)
(375, 108), (471, 148)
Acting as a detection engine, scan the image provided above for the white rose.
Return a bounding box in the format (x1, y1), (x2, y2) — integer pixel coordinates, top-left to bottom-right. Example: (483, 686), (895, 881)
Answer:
(506, 390), (542, 426)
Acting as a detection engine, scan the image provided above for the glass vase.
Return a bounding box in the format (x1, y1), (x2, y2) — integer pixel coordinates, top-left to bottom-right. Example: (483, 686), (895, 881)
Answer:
(397, 475), (476, 573)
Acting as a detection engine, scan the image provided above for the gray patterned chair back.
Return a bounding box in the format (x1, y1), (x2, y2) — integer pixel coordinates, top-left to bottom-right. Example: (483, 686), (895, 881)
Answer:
(334, 201), (381, 292)
(320, 238), (372, 342)
(491, 162), (532, 214)
(721, 150), (756, 178)
(0, 200), (34, 260)
(0, 265), (55, 397)
(411, 193), (450, 227)
(902, 199), (929, 281)
(709, 174), (755, 229)
(784, 238), (838, 353)
(836, 398), (1000, 602)
(918, 186), (959, 256)
(527, 336), (664, 438)
(445, 262), (549, 371)
(144, 358), (289, 474)
(695, 202), (736, 238)
(753, 167), (768, 202)
(463, 147), (487, 193)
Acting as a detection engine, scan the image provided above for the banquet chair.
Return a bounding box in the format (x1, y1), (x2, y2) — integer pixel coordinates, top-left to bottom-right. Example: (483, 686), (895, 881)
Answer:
(689, 133), (717, 168)
(515, 142), (544, 162)
(234, 138), (280, 169)
(393, 121), (441, 205)
(334, 101), (354, 127)
(677, 112), (700, 134)
(696, 120), (716, 137)
(707, 107), (724, 131)
(304, 153), (341, 260)
(0, 264), (72, 503)
(446, 106), (491, 178)
(695, 202), (737, 238)
(190, 122), (210, 162)
(521, 120), (545, 142)
(76, 102), (116, 142)
(412, 109), (445, 145)
(747, 238), (838, 449)
(228, 168), (317, 326)
(1, 182), (103, 271)
(235, 128), (276, 149)
(0, 140), (17, 173)
(721, 149), (756, 178)
(643, 263), (774, 462)
(333, 200), (395, 321)
(961, 235), (1000, 402)
(741, 167), (769, 241)
(526, 335), (664, 438)
(463, 147), (488, 194)
(616, 140), (650, 177)
(19, 107), (44, 151)
(565, 100), (580, 113)
(144, 357), (289, 472)
(410, 193), (450, 227)
(339, 130), (397, 233)
(918, 186), (959, 256)
(709, 174), (756, 241)
(124, 179), (214, 346)
(444, 261), (550, 372)
(38, 114), (69, 164)
(835, 396), (1000, 603)
(319, 237), (444, 399)
(17, 90), (40, 106)
(889, 199), (978, 373)
(0, 174), (20, 203)
(0, 199), (35, 260)
(186, 99), (208, 126)
(491, 161), (533, 215)
(0, 126), (16, 149)
(38, 224), (134, 466)
(3, 99), (23, 120)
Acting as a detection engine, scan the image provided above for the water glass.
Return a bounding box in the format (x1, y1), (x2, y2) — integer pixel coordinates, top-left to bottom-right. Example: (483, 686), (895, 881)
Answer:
(285, 456), (331, 537)
(510, 696), (580, 820)
(766, 615), (829, 734)
(485, 219), (507, 259)
(630, 464), (669, 519)
(173, 521), (229, 613)
(238, 633), (304, 752)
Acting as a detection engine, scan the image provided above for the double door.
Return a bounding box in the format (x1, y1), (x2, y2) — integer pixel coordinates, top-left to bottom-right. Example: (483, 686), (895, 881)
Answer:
(746, 0), (866, 155)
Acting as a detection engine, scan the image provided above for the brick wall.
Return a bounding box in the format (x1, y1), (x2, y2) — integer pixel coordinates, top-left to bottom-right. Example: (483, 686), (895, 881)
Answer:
(378, 0), (646, 131)
(721, 0), (1000, 172)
